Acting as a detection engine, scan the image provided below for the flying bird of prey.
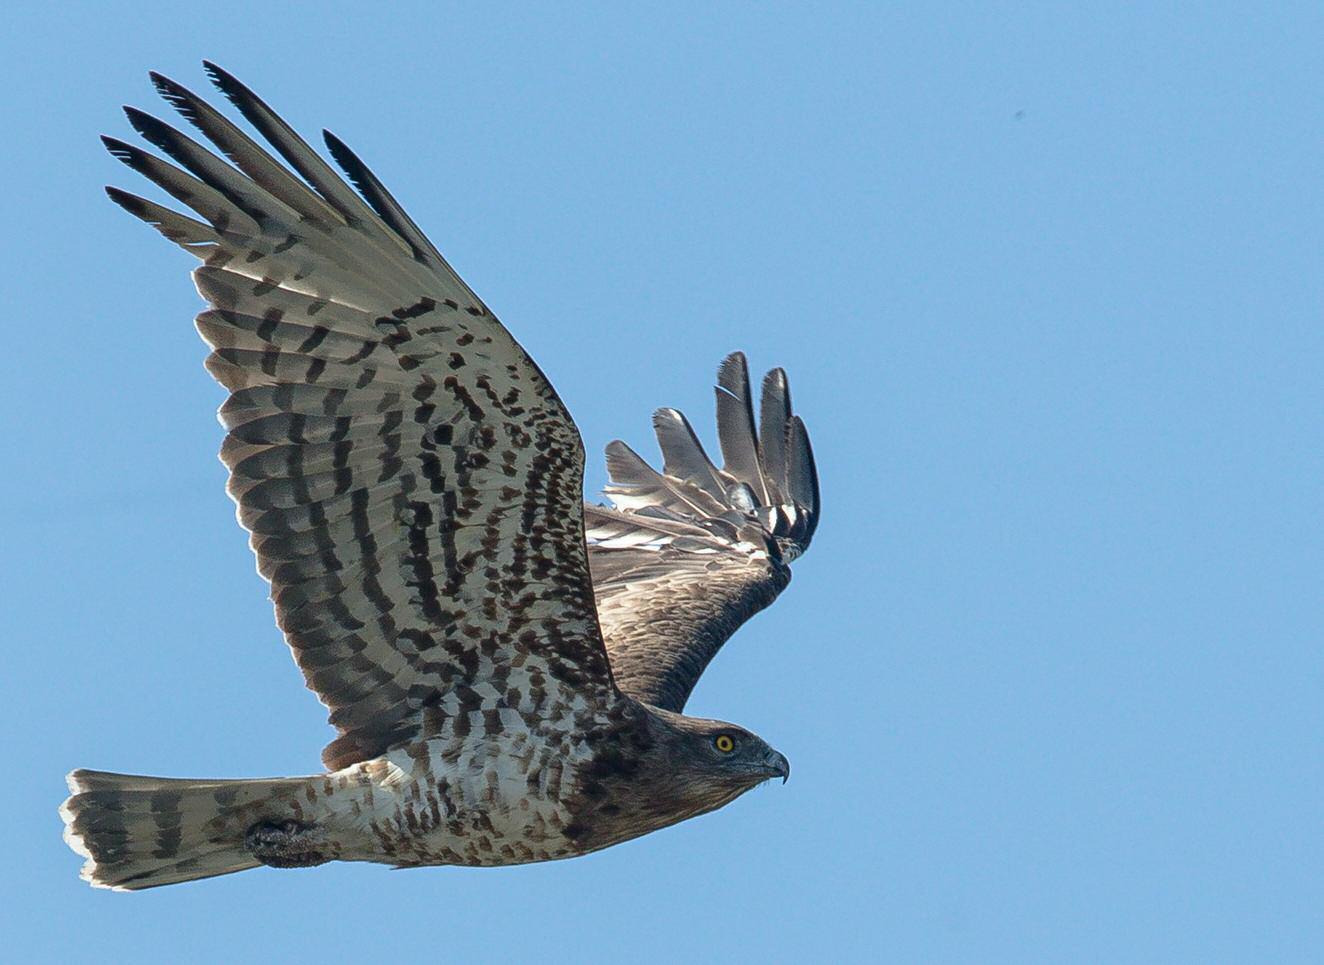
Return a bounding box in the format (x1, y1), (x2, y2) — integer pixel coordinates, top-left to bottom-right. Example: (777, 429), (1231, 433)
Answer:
(61, 64), (820, 891)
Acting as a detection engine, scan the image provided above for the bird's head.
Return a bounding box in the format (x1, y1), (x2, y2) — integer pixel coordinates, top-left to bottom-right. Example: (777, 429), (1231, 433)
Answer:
(645, 710), (790, 817)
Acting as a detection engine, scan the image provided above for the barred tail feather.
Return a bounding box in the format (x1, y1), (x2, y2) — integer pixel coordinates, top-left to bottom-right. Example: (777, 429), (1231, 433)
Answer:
(60, 768), (312, 891)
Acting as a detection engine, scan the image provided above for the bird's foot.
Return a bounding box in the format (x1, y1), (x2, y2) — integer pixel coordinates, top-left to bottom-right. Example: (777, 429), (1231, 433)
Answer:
(244, 819), (330, 868)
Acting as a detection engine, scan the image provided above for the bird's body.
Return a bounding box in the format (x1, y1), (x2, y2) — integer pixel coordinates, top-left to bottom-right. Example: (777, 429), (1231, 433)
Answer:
(61, 64), (817, 890)
(272, 708), (620, 869)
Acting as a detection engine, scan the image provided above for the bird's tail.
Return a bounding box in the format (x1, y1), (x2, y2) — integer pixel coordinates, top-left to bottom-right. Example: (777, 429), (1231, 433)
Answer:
(60, 768), (321, 891)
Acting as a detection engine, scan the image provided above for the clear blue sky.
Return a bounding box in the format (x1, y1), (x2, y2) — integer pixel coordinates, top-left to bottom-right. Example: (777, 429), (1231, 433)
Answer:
(3, 3), (1320, 962)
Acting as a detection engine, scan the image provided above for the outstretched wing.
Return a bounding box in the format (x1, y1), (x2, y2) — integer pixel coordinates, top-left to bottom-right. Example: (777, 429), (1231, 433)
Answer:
(586, 353), (819, 712)
(108, 65), (615, 770)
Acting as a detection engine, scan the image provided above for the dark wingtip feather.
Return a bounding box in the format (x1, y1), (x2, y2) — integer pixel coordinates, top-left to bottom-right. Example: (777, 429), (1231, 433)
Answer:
(714, 350), (769, 501)
(201, 61), (265, 128)
(201, 60), (245, 103)
(759, 367), (791, 494)
(101, 135), (180, 188)
(104, 186), (219, 249)
(787, 415), (820, 543)
(322, 131), (384, 211)
(604, 439), (649, 482)
(762, 367), (789, 402)
(149, 71), (204, 126)
(101, 134), (136, 164)
(322, 129), (365, 192)
(148, 70), (179, 98)
(104, 184), (144, 213)
(652, 408), (719, 477)
(716, 352), (750, 409)
(718, 350), (748, 383)
(323, 127), (444, 269)
(201, 62), (274, 132)
(121, 106), (175, 152)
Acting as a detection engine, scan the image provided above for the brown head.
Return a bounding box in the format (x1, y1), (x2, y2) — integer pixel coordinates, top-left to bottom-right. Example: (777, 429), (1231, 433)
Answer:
(648, 709), (790, 807)
(564, 705), (790, 853)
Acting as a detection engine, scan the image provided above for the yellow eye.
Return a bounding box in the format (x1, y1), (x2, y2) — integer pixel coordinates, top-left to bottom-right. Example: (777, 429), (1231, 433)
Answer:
(714, 734), (735, 753)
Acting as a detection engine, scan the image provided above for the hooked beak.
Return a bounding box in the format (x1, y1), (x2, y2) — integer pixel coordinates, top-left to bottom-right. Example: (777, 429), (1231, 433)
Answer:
(766, 750), (790, 785)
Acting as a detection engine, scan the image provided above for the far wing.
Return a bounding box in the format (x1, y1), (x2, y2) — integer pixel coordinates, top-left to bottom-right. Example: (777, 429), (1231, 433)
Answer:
(586, 353), (819, 712)
(107, 65), (615, 770)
